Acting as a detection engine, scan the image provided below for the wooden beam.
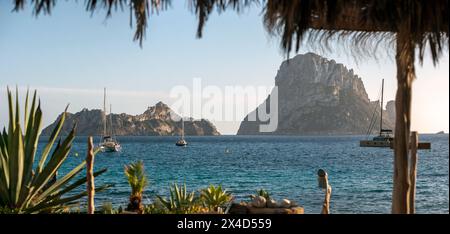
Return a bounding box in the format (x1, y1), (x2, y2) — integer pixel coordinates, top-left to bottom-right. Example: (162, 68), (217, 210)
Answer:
(322, 186), (332, 214)
(392, 22), (415, 214)
(87, 136), (95, 214)
(389, 141), (431, 150)
(409, 132), (419, 214)
(417, 142), (431, 149)
(318, 169), (331, 214)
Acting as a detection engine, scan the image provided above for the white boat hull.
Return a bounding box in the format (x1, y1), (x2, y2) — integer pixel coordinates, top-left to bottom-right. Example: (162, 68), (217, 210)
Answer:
(175, 139), (187, 146)
(100, 142), (121, 152)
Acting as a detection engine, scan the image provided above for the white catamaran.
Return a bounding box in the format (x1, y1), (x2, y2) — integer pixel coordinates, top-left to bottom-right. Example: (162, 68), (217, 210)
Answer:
(175, 118), (188, 147)
(360, 79), (394, 147)
(99, 88), (121, 152)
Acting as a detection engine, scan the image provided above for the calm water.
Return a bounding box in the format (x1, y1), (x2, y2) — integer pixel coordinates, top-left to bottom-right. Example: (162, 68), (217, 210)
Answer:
(40, 134), (449, 214)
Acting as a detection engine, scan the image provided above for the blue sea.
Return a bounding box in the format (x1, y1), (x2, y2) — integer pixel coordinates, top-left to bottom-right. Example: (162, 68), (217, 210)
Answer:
(40, 134), (449, 214)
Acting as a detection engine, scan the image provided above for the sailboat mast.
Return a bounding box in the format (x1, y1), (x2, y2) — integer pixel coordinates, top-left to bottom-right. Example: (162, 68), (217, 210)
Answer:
(380, 79), (384, 135)
(110, 104), (114, 138)
(103, 87), (107, 137)
(181, 118), (185, 140)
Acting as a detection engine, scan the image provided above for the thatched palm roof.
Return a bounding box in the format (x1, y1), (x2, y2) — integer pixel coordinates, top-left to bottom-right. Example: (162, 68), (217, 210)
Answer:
(12, 0), (448, 63)
(263, 0), (448, 63)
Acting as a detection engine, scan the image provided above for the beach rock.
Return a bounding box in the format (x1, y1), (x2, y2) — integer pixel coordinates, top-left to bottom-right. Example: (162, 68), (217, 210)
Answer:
(267, 199), (279, 208)
(251, 196), (267, 208)
(228, 203), (249, 214)
(247, 207), (305, 214)
(42, 102), (220, 136)
(237, 53), (395, 135)
(290, 201), (298, 208)
(280, 199), (291, 208)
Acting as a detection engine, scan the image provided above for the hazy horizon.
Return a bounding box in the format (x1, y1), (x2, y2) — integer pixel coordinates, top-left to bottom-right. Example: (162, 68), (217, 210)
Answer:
(1, 1), (448, 134)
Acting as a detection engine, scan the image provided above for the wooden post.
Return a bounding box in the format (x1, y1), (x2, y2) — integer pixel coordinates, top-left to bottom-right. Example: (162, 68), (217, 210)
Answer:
(409, 132), (418, 214)
(87, 136), (95, 214)
(318, 169), (331, 214)
(392, 24), (415, 214)
(322, 186), (331, 214)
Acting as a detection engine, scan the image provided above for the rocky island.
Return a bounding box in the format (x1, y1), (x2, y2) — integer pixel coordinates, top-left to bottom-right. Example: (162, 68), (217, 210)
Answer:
(237, 53), (395, 135)
(42, 101), (220, 136)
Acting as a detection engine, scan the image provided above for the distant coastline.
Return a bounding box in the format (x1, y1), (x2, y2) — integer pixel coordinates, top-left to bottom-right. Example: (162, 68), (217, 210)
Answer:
(41, 102), (220, 137)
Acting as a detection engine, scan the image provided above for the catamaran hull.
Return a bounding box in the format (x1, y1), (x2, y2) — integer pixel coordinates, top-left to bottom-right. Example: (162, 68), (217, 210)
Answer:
(359, 140), (392, 147)
(100, 144), (121, 152)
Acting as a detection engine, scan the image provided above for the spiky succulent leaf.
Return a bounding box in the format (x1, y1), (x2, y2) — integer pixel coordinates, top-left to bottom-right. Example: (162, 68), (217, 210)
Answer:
(0, 89), (109, 213)
(201, 184), (232, 211)
(36, 105), (69, 174)
(156, 183), (199, 214)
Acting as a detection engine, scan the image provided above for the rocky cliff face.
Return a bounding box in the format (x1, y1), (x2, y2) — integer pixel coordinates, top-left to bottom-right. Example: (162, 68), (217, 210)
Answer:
(42, 101), (220, 136)
(237, 53), (395, 135)
(386, 100), (396, 125)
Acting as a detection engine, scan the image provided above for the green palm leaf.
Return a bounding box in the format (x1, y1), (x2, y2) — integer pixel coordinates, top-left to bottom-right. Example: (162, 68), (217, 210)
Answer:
(124, 160), (147, 196)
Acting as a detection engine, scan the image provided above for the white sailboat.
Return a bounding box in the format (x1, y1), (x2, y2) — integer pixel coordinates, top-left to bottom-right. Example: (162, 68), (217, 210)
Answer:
(99, 88), (121, 152)
(175, 118), (188, 147)
(360, 79), (394, 147)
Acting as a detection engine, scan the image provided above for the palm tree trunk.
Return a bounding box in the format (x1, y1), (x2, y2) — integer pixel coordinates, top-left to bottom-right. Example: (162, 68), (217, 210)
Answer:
(392, 27), (415, 214)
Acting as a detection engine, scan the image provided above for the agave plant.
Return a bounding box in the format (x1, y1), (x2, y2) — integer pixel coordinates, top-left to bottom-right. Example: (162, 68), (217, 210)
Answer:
(124, 160), (147, 213)
(156, 183), (201, 214)
(0, 88), (109, 213)
(255, 189), (271, 200)
(100, 202), (119, 214)
(200, 185), (232, 212)
(143, 200), (169, 214)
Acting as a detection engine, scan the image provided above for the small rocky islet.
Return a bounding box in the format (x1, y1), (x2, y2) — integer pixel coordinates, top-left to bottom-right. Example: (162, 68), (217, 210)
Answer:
(237, 53), (396, 135)
(41, 101), (220, 136)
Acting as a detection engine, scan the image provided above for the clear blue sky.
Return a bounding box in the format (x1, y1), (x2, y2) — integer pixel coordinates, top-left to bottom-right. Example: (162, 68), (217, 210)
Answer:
(0, 1), (448, 134)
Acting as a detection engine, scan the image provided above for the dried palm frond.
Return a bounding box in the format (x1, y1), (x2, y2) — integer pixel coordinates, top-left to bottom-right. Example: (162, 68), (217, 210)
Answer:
(10, 1), (448, 64)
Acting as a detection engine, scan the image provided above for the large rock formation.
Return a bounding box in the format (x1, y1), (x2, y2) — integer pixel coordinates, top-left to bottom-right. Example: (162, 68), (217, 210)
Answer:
(237, 53), (395, 135)
(42, 101), (220, 136)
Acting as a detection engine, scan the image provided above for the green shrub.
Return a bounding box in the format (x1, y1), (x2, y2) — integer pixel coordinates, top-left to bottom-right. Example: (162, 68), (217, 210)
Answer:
(156, 183), (202, 214)
(255, 189), (271, 200)
(100, 202), (119, 214)
(124, 160), (148, 213)
(200, 185), (232, 212)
